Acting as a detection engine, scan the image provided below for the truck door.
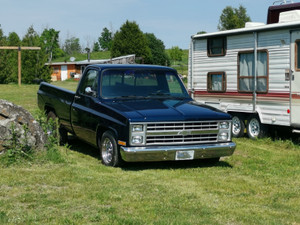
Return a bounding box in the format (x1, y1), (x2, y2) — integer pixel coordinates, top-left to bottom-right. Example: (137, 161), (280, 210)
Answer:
(291, 31), (300, 126)
(71, 69), (99, 146)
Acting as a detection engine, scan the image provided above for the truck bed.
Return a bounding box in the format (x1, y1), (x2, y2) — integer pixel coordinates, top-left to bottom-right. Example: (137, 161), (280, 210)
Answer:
(37, 82), (75, 132)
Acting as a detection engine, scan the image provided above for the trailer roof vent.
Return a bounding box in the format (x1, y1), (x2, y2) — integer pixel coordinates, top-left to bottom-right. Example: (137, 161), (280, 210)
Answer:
(279, 10), (300, 22)
(245, 22), (265, 28)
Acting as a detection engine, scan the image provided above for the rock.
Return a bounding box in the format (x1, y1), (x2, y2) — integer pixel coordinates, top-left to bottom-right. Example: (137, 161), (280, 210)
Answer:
(0, 99), (46, 154)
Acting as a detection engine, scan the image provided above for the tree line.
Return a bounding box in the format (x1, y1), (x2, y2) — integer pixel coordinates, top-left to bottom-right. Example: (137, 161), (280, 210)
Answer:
(0, 5), (250, 84)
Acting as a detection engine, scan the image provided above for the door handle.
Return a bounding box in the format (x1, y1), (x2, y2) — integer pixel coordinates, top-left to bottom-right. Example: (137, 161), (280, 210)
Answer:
(74, 95), (81, 99)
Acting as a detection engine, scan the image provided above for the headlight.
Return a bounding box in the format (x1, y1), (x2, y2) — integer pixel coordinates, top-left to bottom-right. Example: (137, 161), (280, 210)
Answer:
(218, 121), (231, 142)
(130, 123), (146, 146)
(132, 124), (143, 132)
(132, 136), (143, 144)
(218, 132), (229, 141)
(219, 121), (229, 129)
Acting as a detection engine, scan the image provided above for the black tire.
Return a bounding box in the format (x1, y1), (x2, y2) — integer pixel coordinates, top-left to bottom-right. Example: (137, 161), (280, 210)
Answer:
(47, 111), (68, 145)
(246, 115), (268, 139)
(231, 115), (245, 138)
(100, 131), (122, 167)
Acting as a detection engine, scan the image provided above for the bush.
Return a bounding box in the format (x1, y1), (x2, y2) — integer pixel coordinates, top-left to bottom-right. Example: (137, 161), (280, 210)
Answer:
(0, 110), (66, 166)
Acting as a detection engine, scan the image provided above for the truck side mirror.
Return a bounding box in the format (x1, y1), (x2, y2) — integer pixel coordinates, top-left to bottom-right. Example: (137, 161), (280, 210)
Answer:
(85, 87), (96, 96)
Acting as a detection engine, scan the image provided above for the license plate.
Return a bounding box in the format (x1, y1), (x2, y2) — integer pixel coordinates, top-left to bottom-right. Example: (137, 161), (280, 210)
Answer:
(175, 150), (194, 160)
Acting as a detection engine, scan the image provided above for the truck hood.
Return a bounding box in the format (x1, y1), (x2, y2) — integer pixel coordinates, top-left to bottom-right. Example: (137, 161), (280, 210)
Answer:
(104, 99), (231, 122)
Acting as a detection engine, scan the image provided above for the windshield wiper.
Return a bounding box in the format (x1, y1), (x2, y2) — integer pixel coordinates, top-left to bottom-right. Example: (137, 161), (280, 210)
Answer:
(113, 95), (147, 99)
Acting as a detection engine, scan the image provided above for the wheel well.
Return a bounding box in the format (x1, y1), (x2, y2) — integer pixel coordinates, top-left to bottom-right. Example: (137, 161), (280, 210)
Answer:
(96, 126), (118, 148)
(228, 112), (260, 123)
(44, 106), (56, 116)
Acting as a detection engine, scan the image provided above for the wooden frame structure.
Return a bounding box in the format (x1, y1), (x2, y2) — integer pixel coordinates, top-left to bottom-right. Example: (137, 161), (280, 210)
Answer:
(0, 46), (41, 86)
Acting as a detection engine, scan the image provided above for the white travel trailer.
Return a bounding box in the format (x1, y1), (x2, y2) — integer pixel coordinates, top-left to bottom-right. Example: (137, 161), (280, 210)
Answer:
(188, 9), (300, 138)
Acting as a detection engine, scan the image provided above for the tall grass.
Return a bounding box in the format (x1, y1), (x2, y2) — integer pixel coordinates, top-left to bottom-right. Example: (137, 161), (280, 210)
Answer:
(0, 82), (299, 224)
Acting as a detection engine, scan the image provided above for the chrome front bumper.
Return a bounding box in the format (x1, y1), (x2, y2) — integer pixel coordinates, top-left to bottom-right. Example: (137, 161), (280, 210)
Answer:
(120, 142), (236, 162)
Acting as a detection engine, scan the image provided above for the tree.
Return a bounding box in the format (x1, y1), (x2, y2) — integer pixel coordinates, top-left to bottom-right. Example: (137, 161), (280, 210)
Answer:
(98, 27), (113, 51)
(5, 32), (21, 83)
(169, 46), (183, 65)
(218, 5), (251, 31)
(0, 25), (8, 83)
(197, 31), (207, 35)
(144, 33), (170, 66)
(92, 41), (100, 52)
(63, 37), (81, 55)
(111, 20), (151, 63)
(40, 28), (64, 62)
(22, 26), (51, 83)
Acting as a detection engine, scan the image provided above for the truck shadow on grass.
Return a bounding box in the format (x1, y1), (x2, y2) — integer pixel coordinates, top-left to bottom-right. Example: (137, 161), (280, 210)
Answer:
(121, 160), (233, 171)
(67, 137), (233, 170)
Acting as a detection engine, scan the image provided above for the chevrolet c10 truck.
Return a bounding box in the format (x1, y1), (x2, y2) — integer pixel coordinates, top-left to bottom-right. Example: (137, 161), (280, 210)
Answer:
(37, 64), (236, 167)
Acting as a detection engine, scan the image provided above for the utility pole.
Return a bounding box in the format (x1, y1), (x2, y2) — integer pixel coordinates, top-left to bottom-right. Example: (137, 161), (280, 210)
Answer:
(0, 46), (41, 86)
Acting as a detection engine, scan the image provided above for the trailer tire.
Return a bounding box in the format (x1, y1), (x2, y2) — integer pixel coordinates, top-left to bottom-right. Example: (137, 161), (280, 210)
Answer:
(247, 115), (268, 139)
(231, 115), (245, 138)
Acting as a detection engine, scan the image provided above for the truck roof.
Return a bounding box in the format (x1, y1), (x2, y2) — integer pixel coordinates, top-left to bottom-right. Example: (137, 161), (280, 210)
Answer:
(86, 64), (176, 72)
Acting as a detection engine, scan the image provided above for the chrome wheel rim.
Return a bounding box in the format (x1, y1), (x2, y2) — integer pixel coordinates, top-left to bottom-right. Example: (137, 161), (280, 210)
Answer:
(232, 116), (241, 136)
(249, 118), (260, 137)
(101, 138), (113, 164)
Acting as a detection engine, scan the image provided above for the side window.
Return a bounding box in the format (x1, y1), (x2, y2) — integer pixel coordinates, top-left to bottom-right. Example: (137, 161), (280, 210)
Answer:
(78, 69), (98, 96)
(207, 37), (226, 57)
(238, 50), (268, 93)
(295, 40), (300, 71)
(207, 72), (226, 92)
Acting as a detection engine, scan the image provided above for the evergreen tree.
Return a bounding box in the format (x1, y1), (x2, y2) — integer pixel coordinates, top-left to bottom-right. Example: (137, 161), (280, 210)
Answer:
(22, 26), (51, 83)
(144, 33), (170, 66)
(98, 27), (113, 51)
(92, 42), (100, 52)
(5, 32), (21, 83)
(0, 25), (8, 83)
(111, 20), (151, 63)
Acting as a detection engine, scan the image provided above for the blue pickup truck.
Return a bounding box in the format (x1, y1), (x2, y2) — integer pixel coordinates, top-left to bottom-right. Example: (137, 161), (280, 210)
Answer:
(38, 64), (236, 167)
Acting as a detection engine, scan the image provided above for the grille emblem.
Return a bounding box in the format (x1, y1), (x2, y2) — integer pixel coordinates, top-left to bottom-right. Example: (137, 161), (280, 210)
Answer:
(177, 130), (192, 135)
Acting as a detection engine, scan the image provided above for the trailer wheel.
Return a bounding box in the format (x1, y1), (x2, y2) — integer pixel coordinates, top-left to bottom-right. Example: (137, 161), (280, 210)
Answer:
(99, 131), (122, 167)
(247, 116), (268, 139)
(47, 111), (68, 145)
(231, 115), (245, 138)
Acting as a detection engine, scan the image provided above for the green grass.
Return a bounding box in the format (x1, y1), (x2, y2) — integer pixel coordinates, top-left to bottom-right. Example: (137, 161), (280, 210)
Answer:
(0, 83), (300, 224)
(53, 51), (112, 63)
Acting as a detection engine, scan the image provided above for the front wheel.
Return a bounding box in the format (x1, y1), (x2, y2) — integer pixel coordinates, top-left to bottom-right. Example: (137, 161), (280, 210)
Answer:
(247, 116), (268, 139)
(100, 131), (122, 167)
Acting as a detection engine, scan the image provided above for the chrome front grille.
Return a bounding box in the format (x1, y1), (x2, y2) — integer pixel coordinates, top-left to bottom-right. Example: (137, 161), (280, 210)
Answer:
(146, 121), (219, 145)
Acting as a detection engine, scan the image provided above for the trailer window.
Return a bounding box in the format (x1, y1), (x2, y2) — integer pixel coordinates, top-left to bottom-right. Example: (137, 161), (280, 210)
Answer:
(207, 37), (226, 57)
(207, 72), (226, 92)
(296, 40), (300, 70)
(238, 50), (268, 93)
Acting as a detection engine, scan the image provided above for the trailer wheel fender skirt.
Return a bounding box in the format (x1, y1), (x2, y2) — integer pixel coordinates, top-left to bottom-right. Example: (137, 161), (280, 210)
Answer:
(247, 115), (268, 139)
(231, 115), (245, 138)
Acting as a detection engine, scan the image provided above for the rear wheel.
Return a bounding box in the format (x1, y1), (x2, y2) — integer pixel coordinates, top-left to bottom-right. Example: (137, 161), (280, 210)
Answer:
(100, 131), (122, 167)
(231, 115), (245, 138)
(47, 111), (68, 145)
(247, 115), (268, 139)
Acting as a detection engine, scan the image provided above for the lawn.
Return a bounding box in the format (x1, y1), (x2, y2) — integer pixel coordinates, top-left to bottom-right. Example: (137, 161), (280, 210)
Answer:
(0, 82), (299, 224)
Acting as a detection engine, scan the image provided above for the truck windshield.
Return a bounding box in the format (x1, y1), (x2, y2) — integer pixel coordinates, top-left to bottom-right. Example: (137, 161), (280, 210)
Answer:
(101, 69), (190, 99)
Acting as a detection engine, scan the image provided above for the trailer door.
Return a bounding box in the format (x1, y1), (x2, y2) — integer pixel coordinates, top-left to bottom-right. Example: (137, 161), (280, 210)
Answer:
(291, 31), (300, 126)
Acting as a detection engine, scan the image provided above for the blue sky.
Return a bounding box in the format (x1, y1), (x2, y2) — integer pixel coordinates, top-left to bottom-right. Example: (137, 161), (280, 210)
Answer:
(0, 0), (298, 49)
